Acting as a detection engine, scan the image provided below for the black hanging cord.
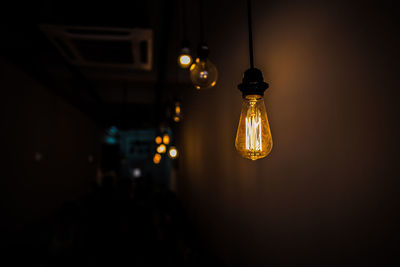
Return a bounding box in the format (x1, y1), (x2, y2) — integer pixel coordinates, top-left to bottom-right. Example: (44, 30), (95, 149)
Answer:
(247, 0), (254, 69)
(181, 0), (188, 42)
(238, 0), (269, 97)
(199, 0), (205, 43)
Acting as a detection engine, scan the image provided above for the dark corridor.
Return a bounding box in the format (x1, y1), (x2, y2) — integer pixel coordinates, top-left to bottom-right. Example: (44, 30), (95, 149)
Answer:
(1, 0), (400, 266)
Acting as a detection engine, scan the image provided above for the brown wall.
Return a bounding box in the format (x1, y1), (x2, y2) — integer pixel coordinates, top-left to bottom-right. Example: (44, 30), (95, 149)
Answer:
(177, 1), (399, 266)
(0, 60), (99, 242)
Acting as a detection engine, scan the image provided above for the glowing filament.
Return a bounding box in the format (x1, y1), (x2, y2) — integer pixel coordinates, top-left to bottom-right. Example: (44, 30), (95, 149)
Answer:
(245, 105), (262, 152)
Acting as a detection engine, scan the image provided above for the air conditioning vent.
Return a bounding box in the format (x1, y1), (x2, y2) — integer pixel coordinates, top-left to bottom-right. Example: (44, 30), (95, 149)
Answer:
(40, 25), (153, 71)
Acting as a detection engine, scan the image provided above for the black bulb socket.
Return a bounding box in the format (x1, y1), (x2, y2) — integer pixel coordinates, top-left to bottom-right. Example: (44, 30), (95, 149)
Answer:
(238, 68), (269, 98)
(197, 43), (209, 60)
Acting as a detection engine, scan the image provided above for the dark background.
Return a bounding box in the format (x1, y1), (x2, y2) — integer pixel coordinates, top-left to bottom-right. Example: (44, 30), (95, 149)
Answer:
(1, 0), (399, 266)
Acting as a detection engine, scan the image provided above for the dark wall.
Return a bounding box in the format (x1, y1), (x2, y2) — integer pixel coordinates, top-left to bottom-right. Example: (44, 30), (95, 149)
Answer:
(0, 59), (99, 244)
(178, 0), (399, 266)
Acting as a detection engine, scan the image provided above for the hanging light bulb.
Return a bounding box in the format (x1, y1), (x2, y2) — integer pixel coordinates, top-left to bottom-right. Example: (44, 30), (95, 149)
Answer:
(173, 101), (182, 122)
(235, 71), (273, 160)
(155, 136), (162, 144)
(162, 134), (170, 145)
(235, 76), (273, 161)
(153, 153), (161, 164)
(235, 0), (273, 160)
(168, 146), (179, 159)
(175, 102), (181, 115)
(178, 46), (192, 68)
(157, 144), (166, 154)
(190, 44), (217, 90)
(178, 0), (191, 69)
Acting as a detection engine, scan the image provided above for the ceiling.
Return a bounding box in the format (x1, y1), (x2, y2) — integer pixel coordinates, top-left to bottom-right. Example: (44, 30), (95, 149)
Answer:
(1, 0), (198, 129)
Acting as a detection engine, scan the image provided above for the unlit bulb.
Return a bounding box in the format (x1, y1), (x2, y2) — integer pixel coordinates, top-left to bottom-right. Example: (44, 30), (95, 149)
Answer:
(190, 58), (217, 90)
(235, 95), (272, 160)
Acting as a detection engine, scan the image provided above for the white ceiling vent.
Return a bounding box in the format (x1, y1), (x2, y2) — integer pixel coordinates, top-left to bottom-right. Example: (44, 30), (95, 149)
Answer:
(40, 25), (153, 71)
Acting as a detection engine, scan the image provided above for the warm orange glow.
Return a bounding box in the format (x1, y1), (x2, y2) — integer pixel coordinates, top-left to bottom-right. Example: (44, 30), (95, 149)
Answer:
(175, 104), (181, 115)
(235, 95), (273, 160)
(155, 136), (162, 144)
(173, 116), (180, 122)
(157, 144), (166, 154)
(178, 54), (192, 68)
(168, 146), (178, 159)
(153, 153), (161, 164)
(162, 134), (170, 145)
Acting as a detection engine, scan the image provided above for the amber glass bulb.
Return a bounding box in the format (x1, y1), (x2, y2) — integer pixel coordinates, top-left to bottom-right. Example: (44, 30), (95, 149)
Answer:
(153, 153), (161, 164)
(235, 95), (273, 160)
(157, 144), (166, 154)
(190, 58), (218, 90)
(162, 134), (170, 145)
(155, 136), (162, 144)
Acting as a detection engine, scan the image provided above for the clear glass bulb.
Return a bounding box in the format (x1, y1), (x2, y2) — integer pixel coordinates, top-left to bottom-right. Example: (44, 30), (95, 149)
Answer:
(235, 94), (273, 160)
(190, 58), (218, 90)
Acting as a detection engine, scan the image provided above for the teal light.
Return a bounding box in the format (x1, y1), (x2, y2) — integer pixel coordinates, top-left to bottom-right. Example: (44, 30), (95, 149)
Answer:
(105, 136), (117, 145)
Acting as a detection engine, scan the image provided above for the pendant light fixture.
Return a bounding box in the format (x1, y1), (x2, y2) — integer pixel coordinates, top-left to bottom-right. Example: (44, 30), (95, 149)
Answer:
(168, 146), (179, 159)
(190, 0), (218, 90)
(177, 0), (192, 68)
(178, 41), (192, 68)
(173, 101), (182, 122)
(235, 0), (273, 160)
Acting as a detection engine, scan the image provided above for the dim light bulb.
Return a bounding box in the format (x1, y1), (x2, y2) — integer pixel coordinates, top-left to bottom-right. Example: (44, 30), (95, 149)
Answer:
(168, 146), (178, 159)
(235, 94), (273, 160)
(155, 136), (162, 144)
(190, 58), (218, 90)
(157, 144), (166, 154)
(153, 153), (161, 164)
(162, 134), (170, 145)
(173, 116), (180, 122)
